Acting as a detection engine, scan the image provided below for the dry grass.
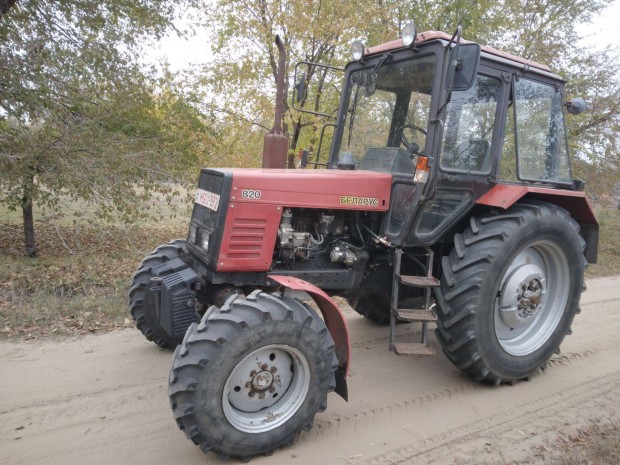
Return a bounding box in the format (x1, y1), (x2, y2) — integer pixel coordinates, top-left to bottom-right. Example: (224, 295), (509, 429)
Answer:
(0, 220), (186, 340)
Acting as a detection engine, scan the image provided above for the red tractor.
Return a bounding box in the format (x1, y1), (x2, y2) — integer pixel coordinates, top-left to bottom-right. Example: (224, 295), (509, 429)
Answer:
(129, 24), (598, 460)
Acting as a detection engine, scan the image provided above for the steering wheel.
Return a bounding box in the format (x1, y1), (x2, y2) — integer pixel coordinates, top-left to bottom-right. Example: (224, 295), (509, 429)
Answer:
(398, 124), (427, 158)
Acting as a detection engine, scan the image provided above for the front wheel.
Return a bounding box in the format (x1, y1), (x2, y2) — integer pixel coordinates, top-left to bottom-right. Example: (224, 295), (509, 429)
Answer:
(169, 290), (337, 460)
(435, 201), (586, 384)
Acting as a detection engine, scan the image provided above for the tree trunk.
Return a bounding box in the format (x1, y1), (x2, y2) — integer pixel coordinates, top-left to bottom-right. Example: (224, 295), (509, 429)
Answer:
(0, 0), (18, 15)
(21, 177), (37, 258)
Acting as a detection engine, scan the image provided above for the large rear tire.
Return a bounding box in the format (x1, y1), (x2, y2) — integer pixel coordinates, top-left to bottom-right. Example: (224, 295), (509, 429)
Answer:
(169, 290), (337, 460)
(128, 239), (188, 349)
(435, 200), (586, 384)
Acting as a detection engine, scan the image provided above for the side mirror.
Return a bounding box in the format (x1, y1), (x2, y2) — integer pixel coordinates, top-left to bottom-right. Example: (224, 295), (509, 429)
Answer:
(446, 43), (481, 92)
(292, 61), (344, 119)
(295, 72), (307, 105)
(566, 97), (586, 115)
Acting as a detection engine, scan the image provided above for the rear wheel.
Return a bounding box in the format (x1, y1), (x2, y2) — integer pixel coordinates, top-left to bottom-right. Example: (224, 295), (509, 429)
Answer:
(129, 239), (188, 349)
(169, 290), (337, 460)
(349, 294), (391, 325)
(435, 201), (586, 384)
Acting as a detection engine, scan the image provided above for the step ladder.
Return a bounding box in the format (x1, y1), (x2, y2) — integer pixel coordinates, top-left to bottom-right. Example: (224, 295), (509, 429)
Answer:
(389, 247), (438, 356)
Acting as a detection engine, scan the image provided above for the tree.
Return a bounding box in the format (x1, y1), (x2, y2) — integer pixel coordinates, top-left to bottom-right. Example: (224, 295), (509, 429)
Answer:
(193, 0), (370, 166)
(203, 0), (618, 195)
(0, 0), (210, 257)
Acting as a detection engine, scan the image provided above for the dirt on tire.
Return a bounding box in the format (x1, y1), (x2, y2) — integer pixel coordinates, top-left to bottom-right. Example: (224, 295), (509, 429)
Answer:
(2, 275), (620, 465)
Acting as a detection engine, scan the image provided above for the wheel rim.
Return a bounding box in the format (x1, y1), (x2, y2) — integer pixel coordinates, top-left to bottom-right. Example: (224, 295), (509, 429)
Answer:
(222, 344), (310, 433)
(494, 240), (569, 356)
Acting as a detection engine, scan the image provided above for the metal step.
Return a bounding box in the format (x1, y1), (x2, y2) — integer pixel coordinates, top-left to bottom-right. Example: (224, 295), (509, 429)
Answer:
(398, 275), (440, 288)
(394, 308), (436, 322)
(390, 342), (436, 356)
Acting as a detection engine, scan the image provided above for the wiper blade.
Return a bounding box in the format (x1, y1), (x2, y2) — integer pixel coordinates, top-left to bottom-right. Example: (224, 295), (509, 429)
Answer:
(346, 53), (393, 148)
(370, 52), (393, 78)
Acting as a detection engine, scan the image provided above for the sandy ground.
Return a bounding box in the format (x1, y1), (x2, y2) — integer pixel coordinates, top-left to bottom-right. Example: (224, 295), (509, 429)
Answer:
(1, 275), (619, 465)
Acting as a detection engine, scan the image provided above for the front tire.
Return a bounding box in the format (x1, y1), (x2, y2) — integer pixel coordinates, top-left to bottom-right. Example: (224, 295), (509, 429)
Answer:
(436, 201), (586, 384)
(169, 290), (337, 460)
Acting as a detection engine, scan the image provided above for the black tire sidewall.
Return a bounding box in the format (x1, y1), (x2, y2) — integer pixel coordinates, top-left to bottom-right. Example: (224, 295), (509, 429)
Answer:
(474, 214), (583, 378)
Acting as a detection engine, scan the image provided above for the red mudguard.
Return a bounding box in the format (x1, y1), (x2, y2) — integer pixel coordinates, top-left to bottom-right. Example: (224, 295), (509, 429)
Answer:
(476, 184), (597, 224)
(267, 275), (349, 401)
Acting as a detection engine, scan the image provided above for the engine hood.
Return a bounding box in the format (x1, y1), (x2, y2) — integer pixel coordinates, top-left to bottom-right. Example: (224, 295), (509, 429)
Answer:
(213, 168), (392, 211)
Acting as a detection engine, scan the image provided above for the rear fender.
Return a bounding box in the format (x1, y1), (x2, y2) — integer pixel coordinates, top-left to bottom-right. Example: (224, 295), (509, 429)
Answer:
(267, 275), (349, 401)
(476, 184), (599, 263)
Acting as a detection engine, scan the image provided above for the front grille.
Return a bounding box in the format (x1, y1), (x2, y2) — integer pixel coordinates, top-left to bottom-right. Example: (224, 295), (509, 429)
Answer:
(188, 169), (232, 269)
(193, 170), (224, 227)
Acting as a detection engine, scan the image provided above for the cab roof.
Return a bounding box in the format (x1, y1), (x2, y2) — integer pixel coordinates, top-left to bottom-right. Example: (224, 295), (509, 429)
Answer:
(364, 30), (551, 73)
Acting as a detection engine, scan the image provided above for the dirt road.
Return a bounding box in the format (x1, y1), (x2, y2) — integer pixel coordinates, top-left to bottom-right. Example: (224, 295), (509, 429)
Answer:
(2, 275), (619, 465)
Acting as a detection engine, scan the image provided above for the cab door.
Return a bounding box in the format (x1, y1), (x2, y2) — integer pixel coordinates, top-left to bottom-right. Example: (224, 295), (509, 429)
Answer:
(408, 66), (507, 245)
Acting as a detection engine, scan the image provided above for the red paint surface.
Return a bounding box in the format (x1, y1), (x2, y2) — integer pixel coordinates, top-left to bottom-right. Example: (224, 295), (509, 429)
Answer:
(218, 202), (281, 271)
(268, 275), (350, 400)
(476, 184), (598, 224)
(365, 31), (551, 72)
(217, 169), (392, 272)
(228, 168), (392, 211)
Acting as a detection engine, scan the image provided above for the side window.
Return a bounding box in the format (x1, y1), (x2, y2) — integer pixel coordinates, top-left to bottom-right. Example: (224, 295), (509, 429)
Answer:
(440, 74), (501, 173)
(514, 78), (571, 183)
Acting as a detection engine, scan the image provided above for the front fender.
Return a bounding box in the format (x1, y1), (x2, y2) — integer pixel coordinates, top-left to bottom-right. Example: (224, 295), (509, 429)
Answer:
(267, 275), (349, 401)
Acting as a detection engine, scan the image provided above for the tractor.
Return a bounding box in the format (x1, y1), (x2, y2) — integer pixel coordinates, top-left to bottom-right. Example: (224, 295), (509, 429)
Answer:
(129, 23), (598, 460)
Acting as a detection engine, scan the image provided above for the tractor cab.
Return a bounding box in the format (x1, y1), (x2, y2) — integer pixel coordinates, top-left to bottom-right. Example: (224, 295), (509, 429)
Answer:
(298, 27), (588, 248)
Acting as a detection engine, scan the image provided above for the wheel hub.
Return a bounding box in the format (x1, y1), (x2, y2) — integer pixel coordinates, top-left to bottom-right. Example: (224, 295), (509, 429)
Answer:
(222, 344), (311, 433)
(226, 347), (294, 413)
(246, 365), (283, 400)
(518, 279), (542, 317)
(499, 264), (546, 329)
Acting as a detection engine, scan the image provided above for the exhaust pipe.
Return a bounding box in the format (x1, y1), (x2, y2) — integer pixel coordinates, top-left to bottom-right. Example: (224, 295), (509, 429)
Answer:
(262, 35), (289, 169)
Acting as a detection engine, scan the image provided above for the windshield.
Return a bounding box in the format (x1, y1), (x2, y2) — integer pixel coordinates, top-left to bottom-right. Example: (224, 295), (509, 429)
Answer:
(337, 53), (437, 164)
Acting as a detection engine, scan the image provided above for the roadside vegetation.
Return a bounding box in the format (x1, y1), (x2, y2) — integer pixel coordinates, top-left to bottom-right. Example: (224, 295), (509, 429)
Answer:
(0, 200), (187, 340)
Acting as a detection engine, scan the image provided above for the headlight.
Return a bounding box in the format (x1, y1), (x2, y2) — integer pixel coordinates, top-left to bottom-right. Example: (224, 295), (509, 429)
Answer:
(188, 223), (198, 244)
(201, 232), (210, 251)
(402, 21), (417, 47)
(351, 40), (365, 61)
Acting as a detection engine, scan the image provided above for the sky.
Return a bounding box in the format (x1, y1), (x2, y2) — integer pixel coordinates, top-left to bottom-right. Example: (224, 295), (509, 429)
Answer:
(148, 1), (620, 73)
(576, 0), (620, 51)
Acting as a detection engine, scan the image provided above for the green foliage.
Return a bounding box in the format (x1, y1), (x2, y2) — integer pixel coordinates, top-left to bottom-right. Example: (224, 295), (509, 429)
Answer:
(0, 0), (214, 255)
(191, 0), (618, 188)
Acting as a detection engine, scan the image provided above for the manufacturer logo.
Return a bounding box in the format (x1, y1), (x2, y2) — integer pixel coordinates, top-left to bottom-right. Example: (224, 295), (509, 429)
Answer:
(340, 196), (379, 207)
(241, 189), (262, 200)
